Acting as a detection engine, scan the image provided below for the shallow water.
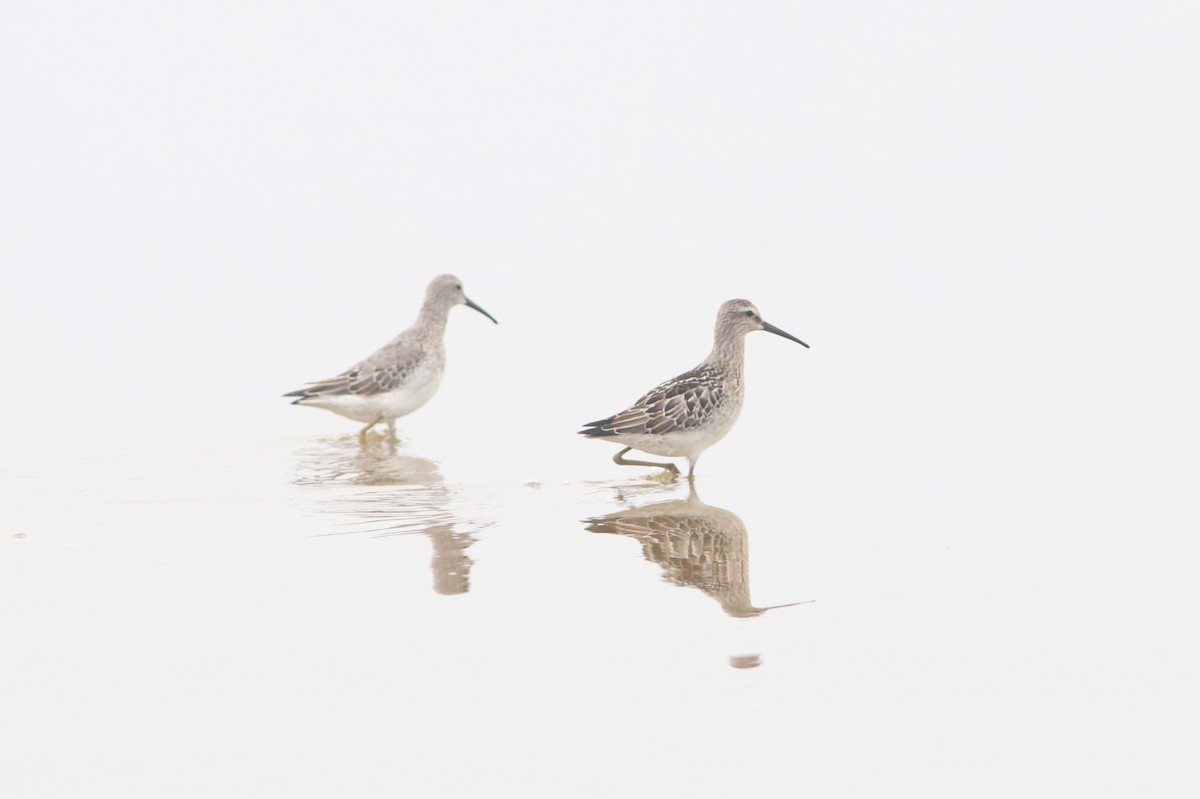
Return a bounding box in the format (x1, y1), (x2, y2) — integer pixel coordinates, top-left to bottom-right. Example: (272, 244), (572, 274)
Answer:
(4, 429), (1197, 797)
(5, 3), (1200, 795)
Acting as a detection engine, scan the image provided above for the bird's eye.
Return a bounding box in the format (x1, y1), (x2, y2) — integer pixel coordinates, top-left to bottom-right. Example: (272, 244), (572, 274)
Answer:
(456, 284), (463, 290)
(744, 310), (754, 317)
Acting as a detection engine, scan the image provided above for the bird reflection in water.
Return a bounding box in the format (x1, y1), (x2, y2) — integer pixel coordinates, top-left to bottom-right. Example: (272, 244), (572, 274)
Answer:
(586, 485), (807, 669)
(293, 435), (441, 487)
(586, 485), (805, 618)
(294, 436), (488, 595)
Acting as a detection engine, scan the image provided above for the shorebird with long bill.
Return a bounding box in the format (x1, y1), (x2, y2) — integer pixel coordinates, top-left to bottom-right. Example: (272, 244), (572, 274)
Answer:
(286, 274), (497, 443)
(579, 299), (808, 479)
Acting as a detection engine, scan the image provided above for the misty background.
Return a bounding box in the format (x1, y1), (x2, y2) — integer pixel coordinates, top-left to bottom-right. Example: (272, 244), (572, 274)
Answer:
(2, 3), (1198, 797)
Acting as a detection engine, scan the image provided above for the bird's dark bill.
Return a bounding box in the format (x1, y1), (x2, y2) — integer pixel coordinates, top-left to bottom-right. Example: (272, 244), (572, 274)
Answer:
(762, 320), (808, 348)
(465, 298), (498, 324)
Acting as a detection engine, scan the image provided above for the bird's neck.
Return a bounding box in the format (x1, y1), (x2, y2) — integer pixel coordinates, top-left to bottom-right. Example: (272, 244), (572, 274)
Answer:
(706, 329), (746, 370)
(415, 301), (451, 341)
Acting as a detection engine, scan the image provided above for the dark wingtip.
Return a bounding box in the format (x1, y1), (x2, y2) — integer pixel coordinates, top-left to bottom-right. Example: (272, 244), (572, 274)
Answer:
(578, 427), (618, 438)
(285, 388), (314, 404)
(582, 519), (618, 535)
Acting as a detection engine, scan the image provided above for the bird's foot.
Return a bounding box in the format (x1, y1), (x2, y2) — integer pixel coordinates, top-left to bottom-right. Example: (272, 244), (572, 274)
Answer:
(645, 467), (680, 484)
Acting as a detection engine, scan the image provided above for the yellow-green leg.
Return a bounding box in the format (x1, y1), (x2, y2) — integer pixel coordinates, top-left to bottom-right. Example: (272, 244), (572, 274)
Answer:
(613, 446), (680, 475)
(358, 414), (384, 445)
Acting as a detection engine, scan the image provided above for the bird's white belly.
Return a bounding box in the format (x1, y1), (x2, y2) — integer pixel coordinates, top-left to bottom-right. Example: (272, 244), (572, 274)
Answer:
(303, 365), (443, 424)
(617, 405), (742, 460)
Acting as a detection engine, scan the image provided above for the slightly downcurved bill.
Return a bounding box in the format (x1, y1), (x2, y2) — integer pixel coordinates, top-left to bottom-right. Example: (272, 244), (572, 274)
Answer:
(762, 320), (809, 348)
(465, 297), (499, 324)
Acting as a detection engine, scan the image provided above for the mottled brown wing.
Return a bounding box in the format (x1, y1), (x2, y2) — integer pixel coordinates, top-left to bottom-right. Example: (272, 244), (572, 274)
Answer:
(287, 339), (423, 399)
(343, 352), (418, 396)
(584, 366), (724, 436)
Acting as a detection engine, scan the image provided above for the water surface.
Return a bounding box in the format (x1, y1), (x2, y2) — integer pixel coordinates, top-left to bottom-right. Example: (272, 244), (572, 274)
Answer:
(4, 429), (1194, 798)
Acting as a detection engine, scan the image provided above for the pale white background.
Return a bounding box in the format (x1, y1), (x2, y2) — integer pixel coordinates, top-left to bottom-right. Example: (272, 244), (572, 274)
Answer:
(2, 2), (1198, 797)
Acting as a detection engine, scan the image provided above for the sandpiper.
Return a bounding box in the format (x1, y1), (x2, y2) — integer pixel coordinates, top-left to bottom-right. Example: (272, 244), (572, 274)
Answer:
(579, 299), (808, 479)
(585, 485), (808, 617)
(285, 274), (496, 443)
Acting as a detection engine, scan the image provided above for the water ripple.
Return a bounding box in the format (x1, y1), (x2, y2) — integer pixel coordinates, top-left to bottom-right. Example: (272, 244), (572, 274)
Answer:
(293, 436), (492, 595)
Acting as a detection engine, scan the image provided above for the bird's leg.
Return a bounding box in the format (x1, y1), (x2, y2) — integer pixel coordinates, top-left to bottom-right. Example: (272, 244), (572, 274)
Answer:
(686, 459), (697, 482)
(613, 446), (680, 475)
(358, 414), (384, 445)
(386, 420), (398, 441)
